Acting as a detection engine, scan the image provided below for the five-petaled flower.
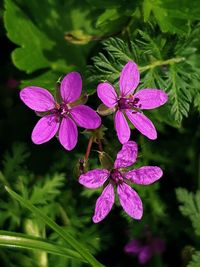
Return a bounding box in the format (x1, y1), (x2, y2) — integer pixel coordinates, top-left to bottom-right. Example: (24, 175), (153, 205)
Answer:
(79, 141), (163, 223)
(97, 61), (168, 144)
(20, 72), (101, 150)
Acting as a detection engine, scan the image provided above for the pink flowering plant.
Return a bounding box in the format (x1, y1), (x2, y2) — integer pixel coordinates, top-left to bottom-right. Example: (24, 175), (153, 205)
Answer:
(20, 72), (101, 150)
(97, 61), (168, 143)
(17, 60), (166, 264)
(2, 3), (200, 267)
(79, 141), (163, 223)
(15, 60), (167, 266)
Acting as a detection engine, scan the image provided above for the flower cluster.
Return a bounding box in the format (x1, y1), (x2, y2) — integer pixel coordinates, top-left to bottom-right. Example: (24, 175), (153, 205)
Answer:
(20, 60), (168, 223)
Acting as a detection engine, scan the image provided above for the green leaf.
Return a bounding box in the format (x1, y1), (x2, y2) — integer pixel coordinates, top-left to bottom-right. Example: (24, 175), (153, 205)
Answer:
(4, 0), (102, 94)
(137, 30), (164, 60)
(0, 230), (85, 262)
(95, 2), (136, 34)
(20, 71), (61, 93)
(96, 9), (120, 27)
(103, 37), (134, 62)
(2, 143), (30, 181)
(5, 186), (105, 267)
(86, 37), (135, 87)
(30, 173), (65, 205)
(176, 188), (200, 236)
(162, 0), (200, 21)
(142, 0), (200, 34)
(167, 64), (192, 125)
(187, 251), (200, 267)
(143, 0), (152, 22)
(4, 0), (54, 73)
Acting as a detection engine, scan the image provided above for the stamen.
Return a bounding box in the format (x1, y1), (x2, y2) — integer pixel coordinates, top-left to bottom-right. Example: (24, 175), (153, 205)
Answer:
(110, 169), (124, 185)
(50, 102), (70, 119)
(118, 96), (141, 112)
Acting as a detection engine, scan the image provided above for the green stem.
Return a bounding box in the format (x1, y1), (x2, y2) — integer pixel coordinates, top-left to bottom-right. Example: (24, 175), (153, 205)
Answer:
(5, 187), (105, 267)
(139, 57), (185, 72)
(24, 219), (48, 267)
(59, 205), (71, 226)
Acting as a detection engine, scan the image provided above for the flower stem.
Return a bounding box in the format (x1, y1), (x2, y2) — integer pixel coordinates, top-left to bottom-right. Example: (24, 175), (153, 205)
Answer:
(139, 57), (185, 72)
(98, 139), (103, 153)
(84, 136), (94, 162)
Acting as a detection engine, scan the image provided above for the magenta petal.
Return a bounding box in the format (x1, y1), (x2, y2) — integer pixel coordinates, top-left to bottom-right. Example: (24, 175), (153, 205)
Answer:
(97, 82), (118, 108)
(59, 116), (78, 151)
(138, 246), (152, 264)
(93, 183), (115, 223)
(134, 89), (168, 109)
(70, 105), (101, 129)
(114, 141), (138, 169)
(126, 111), (157, 140)
(124, 166), (163, 185)
(31, 115), (59, 144)
(60, 72), (82, 103)
(79, 169), (110, 189)
(20, 87), (55, 112)
(117, 183), (143, 220)
(124, 240), (142, 254)
(119, 61), (140, 97)
(114, 110), (130, 144)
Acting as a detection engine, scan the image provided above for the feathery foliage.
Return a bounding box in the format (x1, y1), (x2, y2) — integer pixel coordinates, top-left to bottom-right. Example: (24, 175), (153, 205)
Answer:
(88, 29), (200, 125)
(176, 188), (200, 236)
(30, 174), (65, 205)
(188, 251), (200, 267)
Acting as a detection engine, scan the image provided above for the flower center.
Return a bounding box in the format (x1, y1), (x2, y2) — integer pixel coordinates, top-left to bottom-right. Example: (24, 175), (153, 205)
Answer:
(51, 103), (70, 119)
(118, 96), (141, 110)
(110, 169), (124, 185)
(58, 103), (69, 116)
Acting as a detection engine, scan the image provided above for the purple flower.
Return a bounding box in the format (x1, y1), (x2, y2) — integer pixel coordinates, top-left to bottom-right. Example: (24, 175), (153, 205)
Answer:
(79, 141), (163, 223)
(97, 61), (168, 144)
(124, 229), (165, 265)
(20, 72), (101, 150)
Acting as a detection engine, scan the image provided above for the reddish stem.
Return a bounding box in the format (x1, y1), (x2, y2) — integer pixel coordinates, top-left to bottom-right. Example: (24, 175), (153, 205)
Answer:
(98, 138), (103, 152)
(84, 136), (94, 162)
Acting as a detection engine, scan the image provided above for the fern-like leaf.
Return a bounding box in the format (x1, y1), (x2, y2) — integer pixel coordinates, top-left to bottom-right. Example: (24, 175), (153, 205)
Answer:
(166, 64), (192, 125)
(2, 143), (30, 180)
(187, 251), (200, 267)
(176, 188), (200, 236)
(30, 173), (65, 205)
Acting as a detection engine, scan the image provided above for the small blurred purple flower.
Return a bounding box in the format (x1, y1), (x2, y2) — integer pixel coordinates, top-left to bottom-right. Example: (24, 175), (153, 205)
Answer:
(20, 72), (101, 150)
(124, 227), (165, 265)
(79, 141), (163, 223)
(97, 61), (168, 144)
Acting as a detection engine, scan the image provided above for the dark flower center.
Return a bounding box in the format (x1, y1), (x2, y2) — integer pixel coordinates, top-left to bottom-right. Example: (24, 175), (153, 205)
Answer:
(110, 169), (124, 185)
(57, 103), (69, 116)
(118, 96), (141, 110)
(50, 103), (70, 120)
